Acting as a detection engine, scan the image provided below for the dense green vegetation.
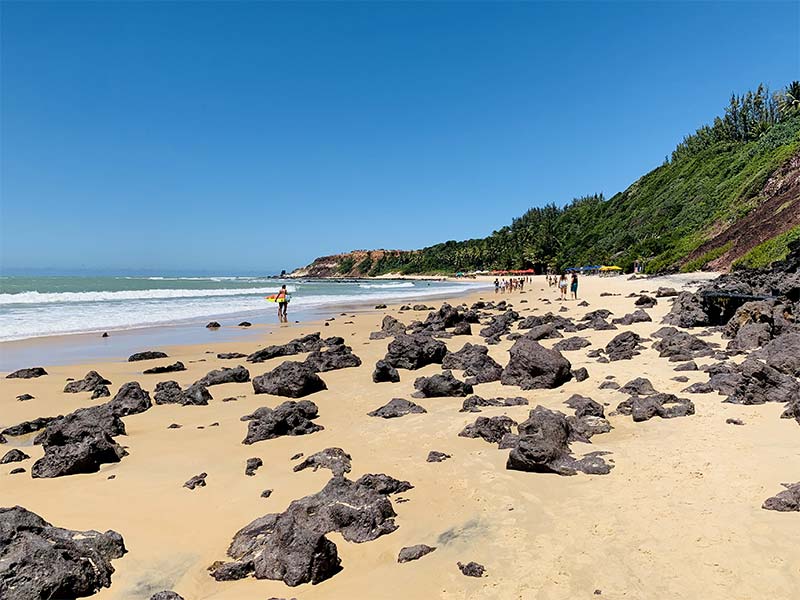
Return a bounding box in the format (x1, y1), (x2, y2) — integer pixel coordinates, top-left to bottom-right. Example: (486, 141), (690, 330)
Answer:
(361, 83), (800, 275)
(733, 224), (800, 270)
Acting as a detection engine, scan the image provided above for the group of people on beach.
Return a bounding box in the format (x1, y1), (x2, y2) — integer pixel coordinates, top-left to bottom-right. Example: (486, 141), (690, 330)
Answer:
(494, 277), (529, 294)
(547, 271), (579, 300)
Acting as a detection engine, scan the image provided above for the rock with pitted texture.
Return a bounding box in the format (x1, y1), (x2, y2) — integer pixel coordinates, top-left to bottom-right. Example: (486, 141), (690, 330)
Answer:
(457, 561), (486, 577)
(293, 448), (352, 477)
(0, 505), (126, 600)
(247, 333), (339, 363)
(252, 362), (327, 398)
(242, 401), (323, 444)
(442, 343), (503, 383)
(245, 457), (263, 476)
(150, 592), (184, 600)
(500, 337), (572, 390)
(616, 393), (695, 422)
(762, 482), (800, 512)
(383, 333), (447, 370)
(426, 451), (451, 463)
(184, 473), (207, 489)
(459, 395), (528, 413)
(412, 371), (473, 398)
(196, 365), (250, 387)
(604, 331), (644, 361)
(1, 449), (30, 464)
(304, 344), (362, 373)
(619, 377), (658, 396)
(459, 416), (517, 444)
(372, 359), (400, 383)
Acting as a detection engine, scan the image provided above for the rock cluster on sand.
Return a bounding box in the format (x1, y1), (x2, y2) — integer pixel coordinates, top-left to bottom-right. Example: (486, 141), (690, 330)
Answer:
(442, 343), (503, 383)
(210, 473), (411, 586)
(63, 370), (111, 394)
(0, 505), (126, 600)
(247, 332), (340, 363)
(154, 380), (213, 406)
(616, 393), (695, 422)
(460, 395), (528, 413)
(241, 400), (323, 444)
(31, 382), (152, 478)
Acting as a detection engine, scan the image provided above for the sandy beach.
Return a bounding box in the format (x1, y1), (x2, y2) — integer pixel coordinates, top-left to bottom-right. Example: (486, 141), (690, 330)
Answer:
(2, 273), (798, 600)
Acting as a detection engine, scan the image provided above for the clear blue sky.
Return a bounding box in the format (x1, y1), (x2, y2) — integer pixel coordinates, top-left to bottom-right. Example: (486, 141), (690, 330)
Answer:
(1, 1), (798, 274)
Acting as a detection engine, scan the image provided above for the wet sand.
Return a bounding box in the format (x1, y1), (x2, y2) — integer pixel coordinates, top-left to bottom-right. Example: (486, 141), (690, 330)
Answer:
(1, 273), (798, 600)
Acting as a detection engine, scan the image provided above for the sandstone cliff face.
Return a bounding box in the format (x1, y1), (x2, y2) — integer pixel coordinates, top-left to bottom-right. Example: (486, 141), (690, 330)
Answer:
(289, 250), (413, 278)
(682, 149), (800, 271)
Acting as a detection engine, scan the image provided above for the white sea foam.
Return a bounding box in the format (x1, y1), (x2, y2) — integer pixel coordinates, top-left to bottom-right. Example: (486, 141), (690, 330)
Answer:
(0, 286), (297, 305)
(358, 282), (415, 289)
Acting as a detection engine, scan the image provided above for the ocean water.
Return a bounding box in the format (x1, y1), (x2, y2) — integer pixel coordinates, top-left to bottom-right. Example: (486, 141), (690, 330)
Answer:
(0, 275), (487, 342)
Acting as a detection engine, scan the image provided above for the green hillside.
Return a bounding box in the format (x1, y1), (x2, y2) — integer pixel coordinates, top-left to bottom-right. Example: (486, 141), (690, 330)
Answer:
(298, 83), (800, 276)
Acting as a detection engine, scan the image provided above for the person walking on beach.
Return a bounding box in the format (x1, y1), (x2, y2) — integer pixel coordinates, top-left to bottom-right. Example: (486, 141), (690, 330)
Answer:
(275, 284), (289, 322)
(558, 273), (568, 300)
(494, 278), (499, 294)
(570, 272), (579, 300)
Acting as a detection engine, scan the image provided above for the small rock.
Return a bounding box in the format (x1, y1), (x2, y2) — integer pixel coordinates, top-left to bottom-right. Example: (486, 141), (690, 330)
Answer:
(184, 473), (207, 489)
(398, 544), (436, 563)
(426, 451), (451, 463)
(457, 561), (486, 577)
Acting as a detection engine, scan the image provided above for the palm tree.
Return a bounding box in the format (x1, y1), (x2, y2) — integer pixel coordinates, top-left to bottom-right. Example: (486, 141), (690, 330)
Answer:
(780, 81), (800, 115)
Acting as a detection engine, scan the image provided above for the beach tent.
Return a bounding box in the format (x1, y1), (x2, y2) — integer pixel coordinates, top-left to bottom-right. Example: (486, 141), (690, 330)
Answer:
(599, 265), (623, 276)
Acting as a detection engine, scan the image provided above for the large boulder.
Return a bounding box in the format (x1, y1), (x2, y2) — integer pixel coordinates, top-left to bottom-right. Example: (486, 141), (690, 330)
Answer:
(500, 338), (572, 389)
(242, 400), (323, 444)
(247, 333), (339, 363)
(442, 343), (503, 383)
(383, 334), (447, 370)
(210, 474), (405, 586)
(106, 382), (152, 416)
(412, 371), (473, 398)
(662, 292), (710, 328)
(506, 406), (613, 475)
(604, 331), (643, 361)
(724, 358), (800, 406)
(0, 506), (126, 600)
(757, 332), (800, 376)
(616, 393), (695, 422)
(154, 381), (212, 406)
(252, 362), (327, 398)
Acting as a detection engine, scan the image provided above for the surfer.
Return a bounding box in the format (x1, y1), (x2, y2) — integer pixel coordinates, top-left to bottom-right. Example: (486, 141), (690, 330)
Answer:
(275, 285), (289, 322)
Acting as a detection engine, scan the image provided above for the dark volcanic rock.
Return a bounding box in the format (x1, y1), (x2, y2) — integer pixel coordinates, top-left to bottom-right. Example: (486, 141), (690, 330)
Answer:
(372, 359), (400, 383)
(196, 365), (250, 387)
(16, 394), (34, 401)
(238, 321), (252, 327)
(247, 332), (339, 363)
(758, 332), (800, 376)
(656, 287), (679, 297)
(0, 505), (126, 600)
(398, 544), (436, 563)
(500, 337), (572, 389)
(304, 344), (362, 373)
(107, 382), (152, 416)
(242, 400), (323, 444)
(6, 367), (47, 379)
(245, 457), (263, 476)
(762, 482), (800, 512)
(184, 473), (207, 489)
(252, 362), (327, 398)
(3, 416), (58, 437)
(725, 358), (800, 406)
(206, 321), (221, 328)
(426, 451), (451, 463)
(459, 416), (517, 444)
(683, 382), (714, 394)
(652, 327), (714, 361)
(442, 343), (503, 383)
(293, 448), (352, 477)
(572, 367), (589, 382)
(154, 380), (207, 406)
(611, 309), (652, 325)
(150, 592), (185, 600)
(143, 362), (186, 374)
(452, 321), (472, 335)
(211, 474), (406, 586)
(619, 377), (658, 396)
(662, 292), (709, 328)
(634, 295), (657, 308)
(564, 394), (604, 418)
(616, 393), (695, 422)
(604, 332), (643, 361)
(506, 406), (613, 475)
(674, 360), (698, 371)
(1, 449), (30, 464)
(457, 561), (486, 577)
(369, 316), (407, 340)
(383, 334), (447, 370)
(459, 395), (528, 413)
(63, 370), (111, 393)
(412, 371), (473, 398)
(368, 398), (426, 418)
(480, 309), (520, 339)
(128, 351), (168, 362)
(521, 324), (563, 341)
(726, 418), (745, 425)
(553, 336), (591, 351)
(218, 352), (247, 359)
